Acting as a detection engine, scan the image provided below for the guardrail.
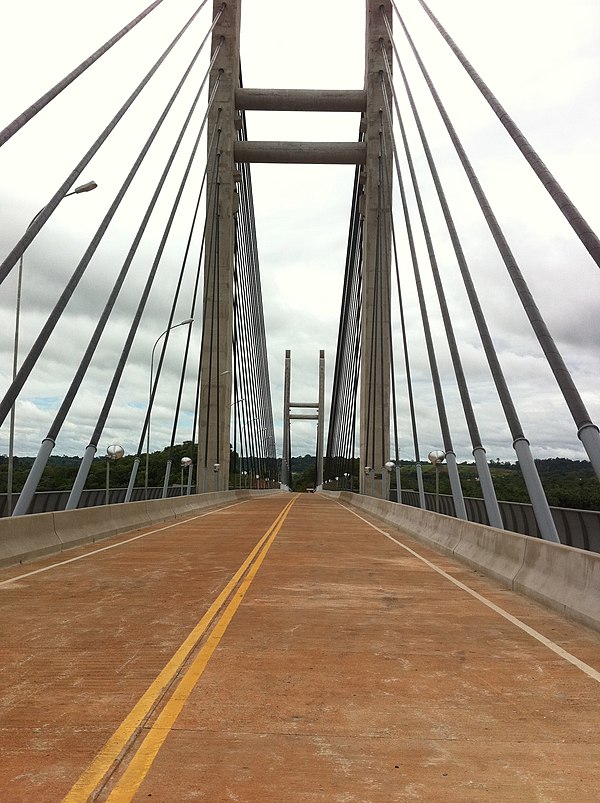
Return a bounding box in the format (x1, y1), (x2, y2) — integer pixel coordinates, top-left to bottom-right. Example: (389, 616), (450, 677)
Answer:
(2, 486), (599, 553)
(0, 486), (187, 518)
(0, 489), (284, 568)
(393, 490), (600, 553)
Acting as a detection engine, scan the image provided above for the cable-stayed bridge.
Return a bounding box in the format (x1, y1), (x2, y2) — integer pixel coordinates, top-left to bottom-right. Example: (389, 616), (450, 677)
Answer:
(1, 1), (600, 799)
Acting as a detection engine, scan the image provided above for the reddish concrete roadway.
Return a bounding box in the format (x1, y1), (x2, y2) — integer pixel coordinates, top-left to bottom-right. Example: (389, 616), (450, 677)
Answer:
(0, 493), (599, 801)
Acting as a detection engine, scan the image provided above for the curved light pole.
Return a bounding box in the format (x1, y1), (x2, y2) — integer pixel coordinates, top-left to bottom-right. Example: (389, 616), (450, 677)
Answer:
(145, 318), (193, 500)
(6, 180), (98, 516)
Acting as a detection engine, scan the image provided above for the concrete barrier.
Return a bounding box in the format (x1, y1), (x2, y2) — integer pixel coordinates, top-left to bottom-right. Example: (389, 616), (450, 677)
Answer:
(0, 511), (61, 567)
(171, 490), (246, 517)
(143, 498), (179, 523)
(515, 539), (600, 632)
(111, 500), (155, 536)
(338, 491), (463, 554)
(169, 495), (203, 517)
(326, 492), (600, 633)
(54, 506), (119, 549)
(0, 490), (282, 568)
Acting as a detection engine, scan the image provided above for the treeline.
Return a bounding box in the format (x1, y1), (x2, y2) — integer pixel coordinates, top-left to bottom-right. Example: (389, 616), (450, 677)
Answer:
(0, 444), (197, 493)
(2, 452), (599, 510)
(317, 457), (600, 511)
(417, 458), (599, 510)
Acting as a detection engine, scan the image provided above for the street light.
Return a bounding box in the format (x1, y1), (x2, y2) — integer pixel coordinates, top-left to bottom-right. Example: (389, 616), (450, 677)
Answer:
(384, 460), (395, 502)
(180, 456), (193, 496)
(106, 444), (124, 505)
(231, 396), (245, 488)
(237, 416), (258, 490)
(7, 180), (98, 515)
(71, 182), (98, 194)
(145, 318), (193, 500)
(428, 450), (446, 513)
(364, 465), (375, 497)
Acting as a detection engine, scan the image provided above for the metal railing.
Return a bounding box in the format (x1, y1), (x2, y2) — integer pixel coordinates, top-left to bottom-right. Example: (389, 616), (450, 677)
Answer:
(2, 486), (599, 554)
(0, 486), (186, 518)
(394, 490), (600, 553)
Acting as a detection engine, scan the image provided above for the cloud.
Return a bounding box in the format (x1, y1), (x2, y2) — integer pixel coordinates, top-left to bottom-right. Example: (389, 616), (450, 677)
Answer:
(0, 0), (599, 476)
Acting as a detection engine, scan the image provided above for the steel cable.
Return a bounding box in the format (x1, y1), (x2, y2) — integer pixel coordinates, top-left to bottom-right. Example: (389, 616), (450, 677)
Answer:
(0, 0), (167, 147)
(0, 23), (224, 429)
(0, 1), (221, 286)
(407, 0), (600, 270)
(381, 49), (503, 526)
(391, 7), (600, 483)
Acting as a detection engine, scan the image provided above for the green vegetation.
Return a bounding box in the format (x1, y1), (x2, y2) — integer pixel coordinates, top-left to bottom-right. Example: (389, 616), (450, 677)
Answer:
(1, 451), (599, 510)
(0, 443), (198, 493)
(416, 458), (600, 511)
(288, 454), (318, 492)
(322, 457), (600, 511)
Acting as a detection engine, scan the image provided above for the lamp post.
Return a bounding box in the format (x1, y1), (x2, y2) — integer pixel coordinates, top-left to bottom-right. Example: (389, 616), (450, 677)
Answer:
(180, 456), (193, 495)
(145, 318), (193, 500)
(364, 465), (373, 497)
(106, 444), (124, 505)
(236, 416), (258, 491)
(6, 180), (98, 516)
(384, 460), (395, 501)
(428, 450), (446, 513)
(230, 396), (245, 489)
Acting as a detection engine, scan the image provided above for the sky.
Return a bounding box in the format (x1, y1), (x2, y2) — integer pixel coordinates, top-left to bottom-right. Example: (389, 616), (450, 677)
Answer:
(0, 0), (599, 468)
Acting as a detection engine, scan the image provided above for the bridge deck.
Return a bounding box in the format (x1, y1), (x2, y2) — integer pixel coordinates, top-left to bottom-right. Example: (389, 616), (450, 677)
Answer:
(1, 494), (599, 801)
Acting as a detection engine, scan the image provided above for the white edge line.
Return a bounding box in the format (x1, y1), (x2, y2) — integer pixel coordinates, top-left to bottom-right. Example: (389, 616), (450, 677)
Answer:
(0, 499), (251, 587)
(338, 501), (600, 685)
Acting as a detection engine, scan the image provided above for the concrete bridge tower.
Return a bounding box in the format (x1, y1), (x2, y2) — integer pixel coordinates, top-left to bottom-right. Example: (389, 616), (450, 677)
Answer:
(198, 0), (392, 494)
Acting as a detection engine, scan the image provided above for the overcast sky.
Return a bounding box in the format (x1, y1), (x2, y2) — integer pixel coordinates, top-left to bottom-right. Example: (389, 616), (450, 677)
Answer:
(0, 0), (599, 467)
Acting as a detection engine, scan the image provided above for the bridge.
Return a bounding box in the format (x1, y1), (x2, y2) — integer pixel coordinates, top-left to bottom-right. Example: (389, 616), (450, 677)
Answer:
(1, 0), (600, 800)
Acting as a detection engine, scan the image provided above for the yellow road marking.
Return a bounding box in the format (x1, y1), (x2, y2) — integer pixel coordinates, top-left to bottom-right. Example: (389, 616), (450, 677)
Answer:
(106, 495), (296, 801)
(62, 497), (296, 802)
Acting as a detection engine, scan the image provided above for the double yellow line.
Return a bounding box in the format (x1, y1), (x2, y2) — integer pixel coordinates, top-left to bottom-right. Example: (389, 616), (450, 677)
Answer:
(63, 496), (297, 802)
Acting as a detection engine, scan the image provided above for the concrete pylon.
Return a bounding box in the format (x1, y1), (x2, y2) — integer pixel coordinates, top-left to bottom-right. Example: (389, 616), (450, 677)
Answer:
(197, 0), (392, 497)
(284, 350), (325, 492)
(281, 350), (291, 488)
(197, 0), (241, 493)
(360, 0), (393, 496)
